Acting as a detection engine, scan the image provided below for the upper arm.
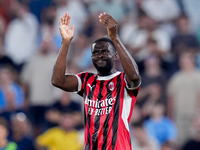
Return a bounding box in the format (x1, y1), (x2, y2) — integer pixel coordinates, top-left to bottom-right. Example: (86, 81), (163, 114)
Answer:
(53, 74), (79, 92)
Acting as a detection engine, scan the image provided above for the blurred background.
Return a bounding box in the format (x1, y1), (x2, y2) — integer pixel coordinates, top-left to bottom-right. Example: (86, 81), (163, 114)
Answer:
(0, 0), (200, 150)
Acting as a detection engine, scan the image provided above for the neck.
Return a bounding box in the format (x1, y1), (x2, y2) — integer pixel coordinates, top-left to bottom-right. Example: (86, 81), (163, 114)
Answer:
(97, 68), (117, 76)
(12, 132), (23, 142)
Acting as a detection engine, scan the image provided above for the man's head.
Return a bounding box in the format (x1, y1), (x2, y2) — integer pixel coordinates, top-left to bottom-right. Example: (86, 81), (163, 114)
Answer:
(131, 121), (148, 144)
(59, 109), (76, 131)
(91, 37), (117, 75)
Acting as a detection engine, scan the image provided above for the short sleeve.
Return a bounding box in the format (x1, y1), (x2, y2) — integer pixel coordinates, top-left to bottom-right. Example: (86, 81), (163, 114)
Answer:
(123, 72), (141, 90)
(76, 72), (95, 97)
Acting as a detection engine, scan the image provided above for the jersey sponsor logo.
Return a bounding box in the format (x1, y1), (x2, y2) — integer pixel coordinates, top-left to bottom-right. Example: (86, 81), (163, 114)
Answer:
(84, 97), (116, 116)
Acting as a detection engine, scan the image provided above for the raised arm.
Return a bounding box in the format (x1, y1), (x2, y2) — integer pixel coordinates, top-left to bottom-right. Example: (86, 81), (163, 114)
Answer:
(51, 12), (78, 92)
(99, 13), (141, 88)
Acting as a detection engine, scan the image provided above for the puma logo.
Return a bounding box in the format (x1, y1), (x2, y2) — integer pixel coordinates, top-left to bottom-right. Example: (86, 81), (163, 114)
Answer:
(87, 83), (95, 91)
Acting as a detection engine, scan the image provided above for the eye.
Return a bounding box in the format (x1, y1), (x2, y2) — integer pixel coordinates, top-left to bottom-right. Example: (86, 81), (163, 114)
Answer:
(92, 51), (98, 56)
(102, 50), (109, 54)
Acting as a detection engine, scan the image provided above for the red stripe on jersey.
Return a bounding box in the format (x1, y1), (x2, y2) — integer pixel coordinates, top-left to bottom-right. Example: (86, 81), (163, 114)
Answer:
(114, 122), (132, 150)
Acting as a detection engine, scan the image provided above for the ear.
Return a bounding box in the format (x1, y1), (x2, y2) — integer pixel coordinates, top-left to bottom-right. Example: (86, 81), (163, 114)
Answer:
(114, 53), (118, 60)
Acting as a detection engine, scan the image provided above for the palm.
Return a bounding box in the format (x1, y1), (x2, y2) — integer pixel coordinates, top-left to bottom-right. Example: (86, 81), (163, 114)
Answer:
(99, 13), (117, 39)
(59, 12), (74, 40)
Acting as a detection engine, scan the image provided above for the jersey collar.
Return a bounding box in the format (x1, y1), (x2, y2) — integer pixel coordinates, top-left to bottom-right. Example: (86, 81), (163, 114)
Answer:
(97, 71), (121, 81)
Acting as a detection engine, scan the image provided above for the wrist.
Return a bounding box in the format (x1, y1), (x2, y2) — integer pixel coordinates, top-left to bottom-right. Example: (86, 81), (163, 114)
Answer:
(110, 35), (119, 41)
(62, 39), (72, 45)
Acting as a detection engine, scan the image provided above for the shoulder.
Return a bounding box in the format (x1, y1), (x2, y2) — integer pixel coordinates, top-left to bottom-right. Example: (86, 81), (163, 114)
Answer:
(77, 71), (96, 77)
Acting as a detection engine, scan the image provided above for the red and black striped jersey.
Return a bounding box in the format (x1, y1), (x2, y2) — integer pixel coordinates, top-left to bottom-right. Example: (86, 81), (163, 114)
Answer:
(76, 71), (140, 150)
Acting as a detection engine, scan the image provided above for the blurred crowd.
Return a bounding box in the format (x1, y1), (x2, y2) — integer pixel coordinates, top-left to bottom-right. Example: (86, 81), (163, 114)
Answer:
(0, 0), (200, 150)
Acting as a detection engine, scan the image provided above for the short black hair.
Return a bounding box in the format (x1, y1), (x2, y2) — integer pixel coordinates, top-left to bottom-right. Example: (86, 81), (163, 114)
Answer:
(92, 37), (117, 53)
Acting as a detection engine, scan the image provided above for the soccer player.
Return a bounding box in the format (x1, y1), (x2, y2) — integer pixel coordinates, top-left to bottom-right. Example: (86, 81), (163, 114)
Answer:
(52, 12), (141, 150)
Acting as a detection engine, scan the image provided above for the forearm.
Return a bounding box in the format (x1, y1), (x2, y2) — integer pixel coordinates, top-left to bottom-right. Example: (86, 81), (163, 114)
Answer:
(51, 40), (71, 86)
(111, 35), (141, 86)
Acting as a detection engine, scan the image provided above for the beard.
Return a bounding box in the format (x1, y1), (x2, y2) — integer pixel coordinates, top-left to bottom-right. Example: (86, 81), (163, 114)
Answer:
(93, 58), (114, 75)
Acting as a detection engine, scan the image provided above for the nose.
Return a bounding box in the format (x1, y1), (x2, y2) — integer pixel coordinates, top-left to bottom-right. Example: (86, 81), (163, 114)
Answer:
(98, 53), (103, 58)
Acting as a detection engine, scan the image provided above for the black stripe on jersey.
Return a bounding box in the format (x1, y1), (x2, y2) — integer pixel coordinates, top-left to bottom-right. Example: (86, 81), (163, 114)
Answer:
(132, 89), (138, 97)
(85, 77), (97, 150)
(102, 79), (113, 150)
(112, 74), (121, 150)
(93, 80), (104, 150)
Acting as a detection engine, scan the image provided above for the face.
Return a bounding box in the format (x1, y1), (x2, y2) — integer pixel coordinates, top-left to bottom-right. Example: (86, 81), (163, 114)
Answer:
(179, 52), (194, 70)
(91, 41), (116, 74)
(132, 127), (147, 143)
(60, 113), (75, 131)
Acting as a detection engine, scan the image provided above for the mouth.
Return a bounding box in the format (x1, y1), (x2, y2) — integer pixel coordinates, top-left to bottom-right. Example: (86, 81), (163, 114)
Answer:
(95, 59), (107, 67)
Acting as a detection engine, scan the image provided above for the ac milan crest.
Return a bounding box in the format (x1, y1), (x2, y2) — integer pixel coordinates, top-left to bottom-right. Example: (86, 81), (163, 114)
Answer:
(109, 82), (115, 91)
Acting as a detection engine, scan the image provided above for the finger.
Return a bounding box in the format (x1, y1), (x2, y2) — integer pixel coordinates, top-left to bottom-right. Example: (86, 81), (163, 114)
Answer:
(63, 12), (68, 25)
(59, 16), (62, 26)
(62, 14), (65, 24)
(100, 12), (117, 24)
(71, 24), (75, 32)
(66, 15), (71, 26)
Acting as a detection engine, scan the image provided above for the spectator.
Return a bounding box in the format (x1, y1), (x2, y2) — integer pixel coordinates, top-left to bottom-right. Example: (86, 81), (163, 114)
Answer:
(20, 25), (59, 137)
(140, 0), (181, 37)
(9, 112), (35, 150)
(136, 55), (168, 118)
(0, 31), (17, 71)
(45, 91), (83, 129)
(53, 0), (88, 41)
(0, 66), (24, 113)
(141, 0), (181, 23)
(131, 121), (160, 150)
(171, 14), (199, 73)
(0, 117), (19, 150)
(182, 0), (200, 32)
(144, 102), (177, 146)
(88, 0), (126, 22)
(167, 51), (200, 148)
(36, 109), (83, 150)
(4, 0), (39, 72)
(182, 112), (200, 150)
(0, 0), (13, 27)
(124, 14), (171, 63)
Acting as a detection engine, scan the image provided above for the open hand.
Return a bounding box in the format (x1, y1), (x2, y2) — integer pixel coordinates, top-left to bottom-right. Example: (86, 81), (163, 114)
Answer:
(99, 12), (118, 39)
(59, 12), (74, 41)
